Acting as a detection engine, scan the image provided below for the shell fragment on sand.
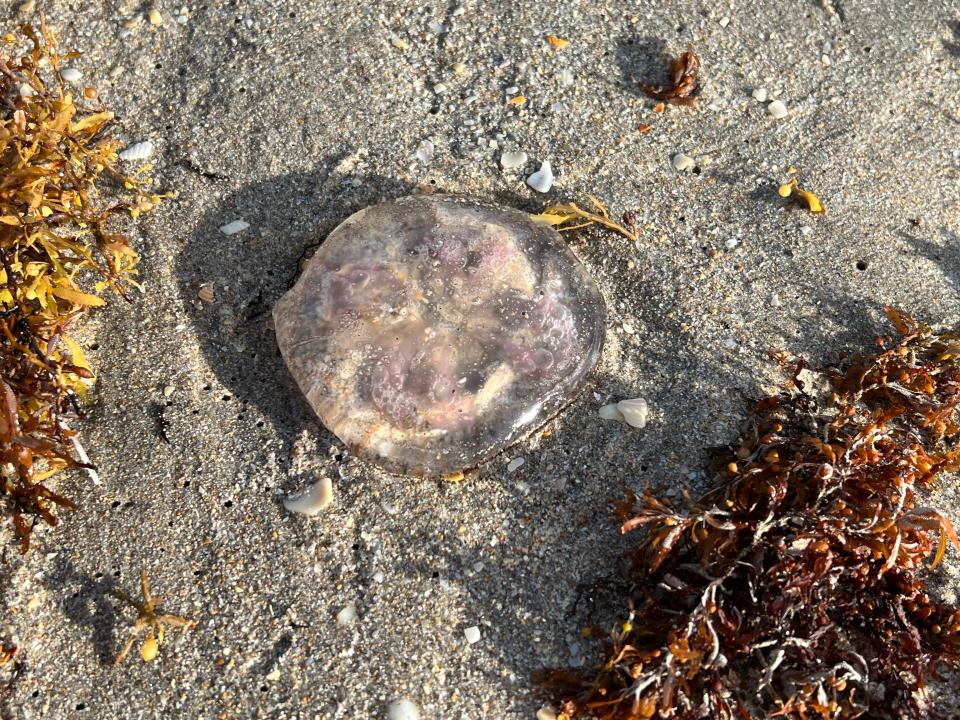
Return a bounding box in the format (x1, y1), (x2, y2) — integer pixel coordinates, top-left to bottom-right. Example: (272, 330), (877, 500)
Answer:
(272, 194), (605, 477)
(283, 477), (333, 516)
(118, 140), (154, 161)
(219, 219), (250, 235)
(526, 161), (554, 192)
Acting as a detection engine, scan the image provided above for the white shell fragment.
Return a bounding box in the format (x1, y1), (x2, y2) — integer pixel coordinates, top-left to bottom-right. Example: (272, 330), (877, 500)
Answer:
(118, 140), (154, 161)
(526, 161), (554, 193)
(598, 403), (625, 422)
(219, 219), (250, 236)
(768, 100), (788, 119)
(59, 67), (82, 83)
(752, 87), (768, 102)
(283, 477), (333, 516)
(617, 398), (649, 428)
(500, 150), (528, 169)
(506, 457), (525, 472)
(387, 699), (421, 720)
(536, 708), (558, 720)
(672, 153), (696, 172)
(415, 139), (434, 164)
(336, 603), (357, 626)
(464, 625), (482, 644)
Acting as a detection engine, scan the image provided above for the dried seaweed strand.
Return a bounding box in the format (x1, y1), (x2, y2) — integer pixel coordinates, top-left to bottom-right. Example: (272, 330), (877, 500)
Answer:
(544, 307), (960, 720)
(0, 18), (158, 551)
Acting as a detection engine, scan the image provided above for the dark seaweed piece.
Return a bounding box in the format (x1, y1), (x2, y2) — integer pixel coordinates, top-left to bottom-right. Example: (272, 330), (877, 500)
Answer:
(544, 308), (960, 719)
(637, 44), (702, 108)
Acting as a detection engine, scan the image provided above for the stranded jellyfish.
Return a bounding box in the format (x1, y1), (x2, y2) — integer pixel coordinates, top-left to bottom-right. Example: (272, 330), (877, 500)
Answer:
(273, 194), (605, 476)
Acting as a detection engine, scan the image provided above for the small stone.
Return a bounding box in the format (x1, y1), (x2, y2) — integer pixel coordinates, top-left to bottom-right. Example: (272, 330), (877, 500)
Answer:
(526, 161), (554, 192)
(507, 457), (525, 472)
(464, 626), (481, 644)
(768, 100), (788, 119)
(415, 140), (434, 164)
(752, 87), (768, 102)
(557, 69), (574, 86)
(499, 150), (528, 170)
(718, 16), (730, 27)
(391, 37), (410, 51)
(59, 67), (82, 83)
(219, 219), (250, 235)
(336, 603), (357, 626)
(433, 83), (448, 94)
(162, 385), (175, 397)
(265, 668), (281, 682)
(19, 0), (36, 12)
(672, 153), (696, 172)
(725, 237), (740, 250)
(452, 62), (467, 75)
(427, 21), (445, 33)
(536, 708), (557, 720)
(821, 54), (831, 66)
(616, 398), (649, 429)
(147, 8), (162, 25)
(387, 699), (421, 720)
(505, 85), (519, 95)
(598, 403), (625, 422)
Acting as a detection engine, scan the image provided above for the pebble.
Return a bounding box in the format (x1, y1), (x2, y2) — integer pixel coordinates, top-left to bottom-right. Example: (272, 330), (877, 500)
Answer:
(616, 398), (649, 429)
(464, 626), (482, 644)
(672, 153), (696, 172)
(219, 219), (250, 235)
(752, 87), (768, 102)
(59, 67), (82, 83)
(118, 140), (155, 161)
(719, 16), (730, 27)
(499, 150), (528, 170)
(162, 385), (175, 397)
(767, 100), (788, 119)
(526, 161), (554, 193)
(452, 62), (467, 75)
(373, 570), (385, 583)
(506, 457), (525, 472)
(336, 603), (357, 626)
(282, 477), (334, 516)
(387, 699), (421, 720)
(557, 69), (574, 86)
(415, 139), (434, 164)
(505, 85), (519, 95)
(433, 83), (448, 94)
(197, 284), (215, 303)
(148, 8), (162, 25)
(19, 83), (35, 97)
(598, 403), (625, 422)
(536, 708), (558, 720)
(725, 237), (740, 250)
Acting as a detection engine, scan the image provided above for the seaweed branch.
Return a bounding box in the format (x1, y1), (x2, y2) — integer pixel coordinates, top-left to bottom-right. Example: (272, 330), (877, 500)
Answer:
(0, 18), (159, 550)
(543, 308), (960, 719)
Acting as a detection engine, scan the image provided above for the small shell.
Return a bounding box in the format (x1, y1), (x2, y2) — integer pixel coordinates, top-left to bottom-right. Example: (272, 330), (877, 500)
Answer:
(598, 403), (625, 422)
(499, 150), (528, 170)
(415, 139), (434, 164)
(526, 161), (554, 193)
(387, 700), (421, 720)
(219, 219), (250, 236)
(336, 603), (357, 626)
(60, 67), (82, 83)
(767, 100), (788, 119)
(506, 457), (525, 472)
(617, 398), (649, 428)
(283, 477), (333, 516)
(672, 153), (696, 172)
(118, 140), (155, 161)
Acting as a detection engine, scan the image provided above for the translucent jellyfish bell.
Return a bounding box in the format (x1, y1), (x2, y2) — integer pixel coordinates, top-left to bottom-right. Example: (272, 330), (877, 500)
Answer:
(273, 195), (605, 476)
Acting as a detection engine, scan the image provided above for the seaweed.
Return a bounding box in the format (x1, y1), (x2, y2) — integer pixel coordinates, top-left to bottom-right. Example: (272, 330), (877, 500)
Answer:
(543, 308), (960, 719)
(0, 18), (159, 551)
(637, 45), (702, 108)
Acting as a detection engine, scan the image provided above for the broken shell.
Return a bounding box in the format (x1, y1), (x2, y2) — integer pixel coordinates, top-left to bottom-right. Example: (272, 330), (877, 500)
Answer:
(617, 398), (649, 428)
(272, 194), (605, 476)
(526, 161), (554, 192)
(59, 67), (82, 83)
(598, 403), (625, 422)
(118, 140), (154, 161)
(500, 150), (528, 170)
(283, 477), (334, 516)
(219, 219), (250, 235)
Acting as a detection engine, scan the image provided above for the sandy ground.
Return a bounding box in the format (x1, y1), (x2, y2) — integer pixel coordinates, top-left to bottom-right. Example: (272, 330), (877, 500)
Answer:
(2, 0), (960, 718)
